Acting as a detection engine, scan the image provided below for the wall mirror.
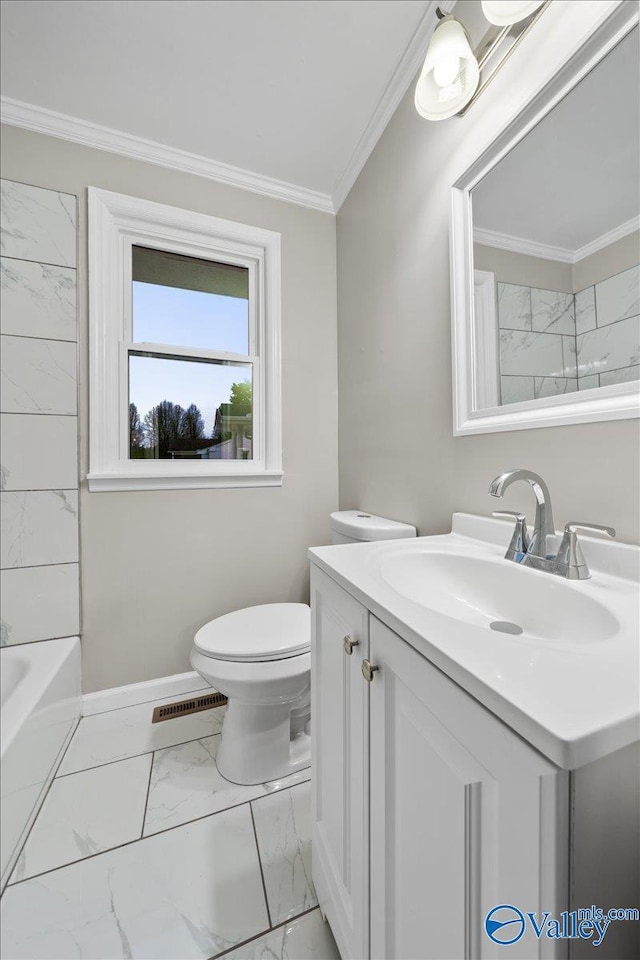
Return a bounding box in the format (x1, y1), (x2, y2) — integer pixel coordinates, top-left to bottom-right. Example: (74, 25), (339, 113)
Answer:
(450, 4), (639, 435)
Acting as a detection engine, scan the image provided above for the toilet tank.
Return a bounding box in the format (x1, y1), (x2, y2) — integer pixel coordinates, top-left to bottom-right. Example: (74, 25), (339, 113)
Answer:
(329, 510), (417, 545)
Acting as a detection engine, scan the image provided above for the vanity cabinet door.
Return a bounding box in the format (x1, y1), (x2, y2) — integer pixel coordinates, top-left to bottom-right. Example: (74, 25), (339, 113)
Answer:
(368, 616), (568, 960)
(310, 566), (370, 960)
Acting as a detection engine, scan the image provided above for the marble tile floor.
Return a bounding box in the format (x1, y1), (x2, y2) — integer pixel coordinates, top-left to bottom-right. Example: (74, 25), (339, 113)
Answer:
(0, 691), (339, 960)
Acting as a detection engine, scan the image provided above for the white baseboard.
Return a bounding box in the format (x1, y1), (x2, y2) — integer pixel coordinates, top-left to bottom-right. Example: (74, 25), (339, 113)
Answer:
(82, 671), (211, 716)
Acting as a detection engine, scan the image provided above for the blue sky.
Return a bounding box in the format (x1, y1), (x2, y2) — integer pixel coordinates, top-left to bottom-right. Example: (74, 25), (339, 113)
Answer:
(130, 282), (251, 436)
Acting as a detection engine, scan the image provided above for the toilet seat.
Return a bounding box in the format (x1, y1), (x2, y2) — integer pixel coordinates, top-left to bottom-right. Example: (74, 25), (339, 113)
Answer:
(194, 602), (310, 662)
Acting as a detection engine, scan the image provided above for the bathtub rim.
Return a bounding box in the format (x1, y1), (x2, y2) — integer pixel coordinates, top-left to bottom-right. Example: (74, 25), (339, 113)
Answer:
(1, 636), (80, 759)
(1, 636), (81, 890)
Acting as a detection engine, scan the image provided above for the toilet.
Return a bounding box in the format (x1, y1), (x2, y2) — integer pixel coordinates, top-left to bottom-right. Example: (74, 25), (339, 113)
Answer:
(190, 510), (416, 785)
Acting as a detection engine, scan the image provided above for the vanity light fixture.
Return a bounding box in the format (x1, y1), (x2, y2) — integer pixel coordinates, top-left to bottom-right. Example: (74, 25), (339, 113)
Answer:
(415, 1), (549, 121)
(414, 14), (480, 121)
(481, 1), (545, 26)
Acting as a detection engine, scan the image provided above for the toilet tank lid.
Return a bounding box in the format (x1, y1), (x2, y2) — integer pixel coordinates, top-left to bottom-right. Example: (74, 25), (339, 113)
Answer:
(329, 510), (417, 541)
(194, 603), (310, 662)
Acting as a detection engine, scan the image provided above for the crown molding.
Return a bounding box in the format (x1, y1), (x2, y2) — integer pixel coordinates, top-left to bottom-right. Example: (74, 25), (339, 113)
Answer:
(573, 216), (640, 263)
(474, 226), (574, 263)
(1, 2), (458, 217)
(0, 96), (334, 214)
(474, 217), (640, 265)
(331, 0), (456, 212)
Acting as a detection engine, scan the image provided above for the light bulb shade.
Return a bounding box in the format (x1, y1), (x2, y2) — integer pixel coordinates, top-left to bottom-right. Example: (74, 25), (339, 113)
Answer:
(480, 1), (544, 26)
(414, 18), (480, 121)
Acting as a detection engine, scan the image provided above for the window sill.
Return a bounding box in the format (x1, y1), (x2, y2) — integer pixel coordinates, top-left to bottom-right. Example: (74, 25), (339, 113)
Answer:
(87, 470), (284, 492)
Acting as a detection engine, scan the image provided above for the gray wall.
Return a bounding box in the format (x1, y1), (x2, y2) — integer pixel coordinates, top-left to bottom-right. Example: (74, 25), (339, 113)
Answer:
(0, 125), (339, 692)
(336, 0), (639, 545)
(475, 231), (639, 292)
(573, 229), (640, 290)
(1, 180), (80, 647)
(474, 244), (574, 292)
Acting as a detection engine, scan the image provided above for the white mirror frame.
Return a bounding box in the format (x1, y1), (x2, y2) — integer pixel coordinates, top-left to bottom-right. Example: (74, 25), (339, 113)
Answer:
(450, 2), (640, 435)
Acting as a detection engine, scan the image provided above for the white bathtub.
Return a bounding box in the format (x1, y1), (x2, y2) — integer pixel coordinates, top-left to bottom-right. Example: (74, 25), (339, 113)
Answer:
(1, 637), (81, 889)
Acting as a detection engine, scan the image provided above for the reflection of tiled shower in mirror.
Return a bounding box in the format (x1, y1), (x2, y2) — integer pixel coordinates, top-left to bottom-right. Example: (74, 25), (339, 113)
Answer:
(493, 265), (639, 404)
(471, 24), (639, 408)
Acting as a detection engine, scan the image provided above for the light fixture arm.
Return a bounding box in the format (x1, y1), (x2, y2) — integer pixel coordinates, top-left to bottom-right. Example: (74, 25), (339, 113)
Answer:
(474, 24), (511, 71)
(457, 2), (549, 116)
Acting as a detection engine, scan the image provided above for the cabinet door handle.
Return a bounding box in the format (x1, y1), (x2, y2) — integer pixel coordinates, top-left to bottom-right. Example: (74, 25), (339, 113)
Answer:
(361, 659), (379, 682)
(343, 634), (359, 655)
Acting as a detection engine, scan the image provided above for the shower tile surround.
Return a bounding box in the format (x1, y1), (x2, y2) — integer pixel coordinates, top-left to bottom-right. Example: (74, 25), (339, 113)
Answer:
(497, 264), (639, 404)
(0, 179), (79, 646)
(0, 693), (336, 960)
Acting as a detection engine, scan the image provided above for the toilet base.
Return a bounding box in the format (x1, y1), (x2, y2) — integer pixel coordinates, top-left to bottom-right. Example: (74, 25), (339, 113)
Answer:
(216, 697), (311, 786)
(219, 731), (311, 787)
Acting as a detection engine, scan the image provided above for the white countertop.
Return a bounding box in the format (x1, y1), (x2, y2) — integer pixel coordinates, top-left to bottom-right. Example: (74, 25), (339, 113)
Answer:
(309, 513), (640, 770)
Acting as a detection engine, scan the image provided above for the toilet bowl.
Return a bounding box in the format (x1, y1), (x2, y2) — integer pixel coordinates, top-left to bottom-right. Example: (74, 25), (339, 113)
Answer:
(190, 603), (311, 785)
(190, 511), (416, 786)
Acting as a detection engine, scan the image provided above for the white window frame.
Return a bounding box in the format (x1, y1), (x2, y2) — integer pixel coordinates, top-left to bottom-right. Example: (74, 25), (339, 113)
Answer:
(87, 187), (282, 491)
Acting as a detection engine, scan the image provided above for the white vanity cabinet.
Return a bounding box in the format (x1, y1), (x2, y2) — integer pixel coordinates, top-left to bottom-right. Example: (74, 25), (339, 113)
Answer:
(311, 565), (371, 960)
(368, 616), (568, 960)
(311, 566), (568, 960)
(310, 512), (640, 960)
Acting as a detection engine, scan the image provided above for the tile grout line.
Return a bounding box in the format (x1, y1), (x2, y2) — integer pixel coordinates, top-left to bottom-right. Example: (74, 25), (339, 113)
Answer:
(0, 254), (77, 270)
(499, 324), (574, 335)
(0, 332), (77, 345)
(0, 408), (78, 419)
(249, 799), (273, 930)
(0, 487), (77, 493)
(3, 713), (81, 891)
(207, 905), (322, 960)
(593, 310), (640, 332)
(140, 751), (156, 839)
(499, 312), (639, 337)
(1, 563), (79, 575)
(0, 253), (76, 270)
(0, 488), (80, 494)
(6, 773), (311, 889)
(1, 561), (79, 574)
(56, 730), (222, 779)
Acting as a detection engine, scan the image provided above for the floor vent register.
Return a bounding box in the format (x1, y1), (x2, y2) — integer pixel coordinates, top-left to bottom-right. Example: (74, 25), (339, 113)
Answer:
(152, 692), (228, 723)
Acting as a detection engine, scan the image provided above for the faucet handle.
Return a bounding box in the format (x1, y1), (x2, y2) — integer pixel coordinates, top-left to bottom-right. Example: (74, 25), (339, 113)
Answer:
(556, 522), (616, 580)
(492, 511), (530, 562)
(563, 522), (616, 539)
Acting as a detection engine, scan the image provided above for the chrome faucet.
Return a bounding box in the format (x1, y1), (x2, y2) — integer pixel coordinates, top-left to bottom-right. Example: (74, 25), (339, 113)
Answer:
(488, 469), (616, 579)
(489, 468), (555, 559)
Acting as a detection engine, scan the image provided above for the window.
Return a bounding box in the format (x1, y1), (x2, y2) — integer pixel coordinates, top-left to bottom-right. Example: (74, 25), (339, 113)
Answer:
(129, 247), (253, 462)
(87, 189), (282, 491)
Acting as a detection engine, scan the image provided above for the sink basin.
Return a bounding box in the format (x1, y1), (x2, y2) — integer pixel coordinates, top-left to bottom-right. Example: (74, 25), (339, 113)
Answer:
(310, 512), (639, 768)
(310, 512), (639, 769)
(379, 550), (619, 644)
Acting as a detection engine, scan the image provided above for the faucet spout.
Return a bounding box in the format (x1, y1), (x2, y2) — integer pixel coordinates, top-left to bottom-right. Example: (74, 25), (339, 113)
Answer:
(488, 468), (556, 559)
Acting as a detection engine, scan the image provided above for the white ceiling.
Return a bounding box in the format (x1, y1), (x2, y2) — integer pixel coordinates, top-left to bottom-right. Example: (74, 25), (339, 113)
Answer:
(0, 0), (438, 205)
(472, 27), (640, 252)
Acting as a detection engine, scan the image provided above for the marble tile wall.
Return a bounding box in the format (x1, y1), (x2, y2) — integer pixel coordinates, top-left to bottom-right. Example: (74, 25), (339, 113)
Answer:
(576, 265), (639, 390)
(498, 282), (577, 404)
(0, 179), (79, 647)
(497, 265), (639, 405)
